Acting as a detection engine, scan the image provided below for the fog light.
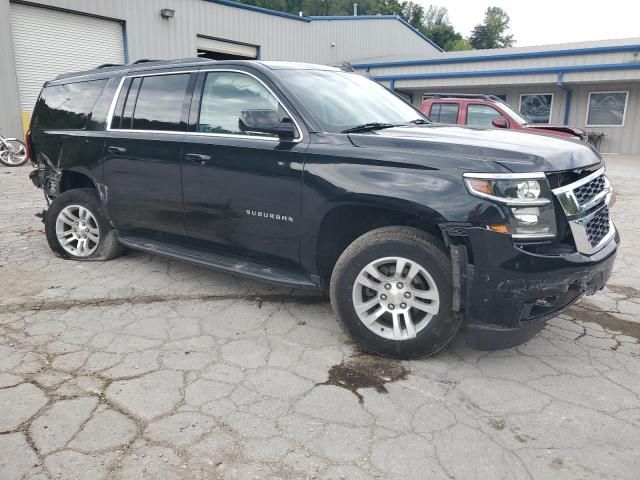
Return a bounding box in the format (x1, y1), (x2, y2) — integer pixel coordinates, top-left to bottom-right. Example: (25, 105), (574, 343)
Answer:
(512, 207), (539, 224)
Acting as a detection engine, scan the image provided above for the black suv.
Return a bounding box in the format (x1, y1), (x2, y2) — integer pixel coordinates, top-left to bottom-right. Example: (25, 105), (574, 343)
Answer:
(27, 59), (618, 358)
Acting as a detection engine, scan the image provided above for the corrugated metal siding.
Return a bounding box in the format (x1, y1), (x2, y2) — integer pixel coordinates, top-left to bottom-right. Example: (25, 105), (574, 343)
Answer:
(569, 83), (640, 154)
(10, 0), (437, 63)
(361, 51), (640, 80)
(9, 2), (125, 113)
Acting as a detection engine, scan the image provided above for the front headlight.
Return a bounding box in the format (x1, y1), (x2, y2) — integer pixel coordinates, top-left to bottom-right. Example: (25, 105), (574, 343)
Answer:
(463, 173), (557, 239)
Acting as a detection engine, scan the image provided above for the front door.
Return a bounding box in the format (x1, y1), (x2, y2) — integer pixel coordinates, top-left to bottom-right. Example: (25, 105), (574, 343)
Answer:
(103, 72), (195, 236)
(180, 69), (307, 266)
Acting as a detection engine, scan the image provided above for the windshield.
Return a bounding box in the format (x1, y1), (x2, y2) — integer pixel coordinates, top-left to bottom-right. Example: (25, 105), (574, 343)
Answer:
(499, 101), (530, 125)
(275, 69), (427, 133)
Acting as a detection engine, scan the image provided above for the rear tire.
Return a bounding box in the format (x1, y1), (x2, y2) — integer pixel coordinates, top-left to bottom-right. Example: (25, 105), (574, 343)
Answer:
(45, 188), (123, 261)
(330, 226), (460, 359)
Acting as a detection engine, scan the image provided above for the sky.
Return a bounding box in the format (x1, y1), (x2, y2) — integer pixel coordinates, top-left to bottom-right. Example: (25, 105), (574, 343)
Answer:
(422, 0), (640, 47)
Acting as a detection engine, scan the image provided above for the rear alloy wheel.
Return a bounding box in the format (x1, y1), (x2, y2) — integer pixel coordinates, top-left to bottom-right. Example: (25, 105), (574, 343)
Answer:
(352, 256), (440, 341)
(45, 188), (123, 261)
(330, 226), (460, 359)
(55, 205), (101, 257)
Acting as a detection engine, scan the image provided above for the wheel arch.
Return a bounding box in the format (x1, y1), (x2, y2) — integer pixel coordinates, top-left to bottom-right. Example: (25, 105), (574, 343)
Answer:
(310, 199), (448, 287)
(59, 169), (98, 193)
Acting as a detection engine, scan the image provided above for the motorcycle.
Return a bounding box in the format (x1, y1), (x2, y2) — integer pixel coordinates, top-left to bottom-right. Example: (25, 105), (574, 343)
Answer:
(0, 133), (29, 167)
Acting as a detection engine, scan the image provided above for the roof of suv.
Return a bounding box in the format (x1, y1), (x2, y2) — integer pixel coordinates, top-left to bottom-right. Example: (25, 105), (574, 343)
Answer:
(53, 58), (341, 82)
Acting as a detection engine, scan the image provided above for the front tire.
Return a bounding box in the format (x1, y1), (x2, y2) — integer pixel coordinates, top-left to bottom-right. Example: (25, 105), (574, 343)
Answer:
(45, 188), (123, 261)
(330, 227), (460, 359)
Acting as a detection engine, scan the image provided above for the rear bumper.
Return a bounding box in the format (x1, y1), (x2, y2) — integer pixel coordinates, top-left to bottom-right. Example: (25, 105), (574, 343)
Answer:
(454, 226), (618, 350)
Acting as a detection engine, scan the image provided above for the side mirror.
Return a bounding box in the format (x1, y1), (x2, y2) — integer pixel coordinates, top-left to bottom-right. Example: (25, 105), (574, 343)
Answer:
(492, 117), (508, 129)
(239, 109), (296, 139)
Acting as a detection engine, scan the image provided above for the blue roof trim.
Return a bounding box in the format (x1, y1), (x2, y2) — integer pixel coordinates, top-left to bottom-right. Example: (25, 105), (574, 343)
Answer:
(308, 15), (443, 52)
(372, 61), (640, 81)
(308, 15), (398, 20)
(354, 43), (640, 69)
(206, 0), (310, 21)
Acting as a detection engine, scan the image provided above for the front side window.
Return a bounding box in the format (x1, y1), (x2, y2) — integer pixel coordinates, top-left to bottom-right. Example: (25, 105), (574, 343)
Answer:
(197, 72), (280, 136)
(429, 103), (459, 124)
(520, 94), (553, 124)
(274, 69), (426, 133)
(587, 91), (628, 126)
(466, 104), (503, 127)
(33, 79), (107, 130)
(111, 73), (191, 131)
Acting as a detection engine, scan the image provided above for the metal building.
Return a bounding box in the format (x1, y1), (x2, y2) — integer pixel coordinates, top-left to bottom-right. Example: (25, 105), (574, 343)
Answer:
(0, 0), (440, 137)
(353, 39), (640, 154)
(2, 0), (639, 155)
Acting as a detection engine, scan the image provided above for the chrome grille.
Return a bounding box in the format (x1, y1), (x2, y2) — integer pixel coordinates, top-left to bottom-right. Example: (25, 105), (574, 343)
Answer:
(585, 206), (610, 247)
(574, 175), (606, 205)
(551, 166), (615, 255)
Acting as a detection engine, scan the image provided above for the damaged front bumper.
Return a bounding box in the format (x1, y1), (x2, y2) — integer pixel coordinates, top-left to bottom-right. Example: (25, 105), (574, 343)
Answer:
(449, 227), (618, 350)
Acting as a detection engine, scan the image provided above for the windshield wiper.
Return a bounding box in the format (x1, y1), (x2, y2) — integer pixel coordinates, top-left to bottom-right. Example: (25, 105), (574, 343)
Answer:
(409, 118), (430, 125)
(341, 122), (396, 134)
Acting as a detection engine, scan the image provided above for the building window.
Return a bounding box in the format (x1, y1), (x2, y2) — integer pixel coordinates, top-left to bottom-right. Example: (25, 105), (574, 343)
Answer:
(586, 91), (628, 126)
(520, 94), (553, 124)
(429, 103), (459, 124)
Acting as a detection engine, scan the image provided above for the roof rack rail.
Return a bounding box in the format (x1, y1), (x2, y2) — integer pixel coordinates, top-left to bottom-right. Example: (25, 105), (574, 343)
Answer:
(130, 59), (160, 65)
(422, 93), (507, 103)
(96, 63), (123, 69)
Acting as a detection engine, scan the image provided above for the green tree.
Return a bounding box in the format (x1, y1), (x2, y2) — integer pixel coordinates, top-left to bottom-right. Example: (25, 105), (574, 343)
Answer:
(448, 37), (472, 51)
(419, 6), (467, 52)
(469, 6), (515, 49)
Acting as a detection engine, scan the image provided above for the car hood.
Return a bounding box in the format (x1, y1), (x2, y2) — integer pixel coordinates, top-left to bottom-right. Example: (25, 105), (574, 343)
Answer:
(526, 124), (587, 136)
(348, 125), (600, 173)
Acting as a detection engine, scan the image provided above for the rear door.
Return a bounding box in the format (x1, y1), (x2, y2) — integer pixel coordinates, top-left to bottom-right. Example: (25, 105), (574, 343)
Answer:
(180, 68), (307, 266)
(104, 71), (196, 236)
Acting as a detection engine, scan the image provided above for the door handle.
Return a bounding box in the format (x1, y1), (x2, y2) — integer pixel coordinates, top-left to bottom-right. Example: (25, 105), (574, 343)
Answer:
(107, 146), (127, 154)
(186, 153), (211, 165)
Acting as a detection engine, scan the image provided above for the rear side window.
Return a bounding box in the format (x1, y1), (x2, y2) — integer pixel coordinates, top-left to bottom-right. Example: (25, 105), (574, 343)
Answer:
(111, 74), (191, 131)
(32, 79), (107, 130)
(429, 103), (459, 124)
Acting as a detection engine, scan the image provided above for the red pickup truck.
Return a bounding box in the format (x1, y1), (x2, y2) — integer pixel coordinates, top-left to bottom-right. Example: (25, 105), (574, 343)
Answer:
(421, 94), (587, 142)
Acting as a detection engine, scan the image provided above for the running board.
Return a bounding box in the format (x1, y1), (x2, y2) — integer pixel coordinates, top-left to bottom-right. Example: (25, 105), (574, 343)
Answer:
(118, 235), (318, 289)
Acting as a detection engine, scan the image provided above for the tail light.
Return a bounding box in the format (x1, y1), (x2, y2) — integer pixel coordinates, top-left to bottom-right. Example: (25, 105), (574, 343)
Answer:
(25, 130), (33, 164)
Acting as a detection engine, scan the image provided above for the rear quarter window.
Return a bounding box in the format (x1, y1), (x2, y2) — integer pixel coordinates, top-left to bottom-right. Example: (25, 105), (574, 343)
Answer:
(32, 79), (108, 130)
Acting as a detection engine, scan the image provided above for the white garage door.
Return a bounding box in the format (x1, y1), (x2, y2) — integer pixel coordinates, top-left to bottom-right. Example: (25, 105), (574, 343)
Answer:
(10, 3), (125, 115)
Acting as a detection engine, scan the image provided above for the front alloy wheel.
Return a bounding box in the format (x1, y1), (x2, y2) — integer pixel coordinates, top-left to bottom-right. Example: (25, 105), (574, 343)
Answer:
(330, 226), (459, 359)
(352, 256), (439, 340)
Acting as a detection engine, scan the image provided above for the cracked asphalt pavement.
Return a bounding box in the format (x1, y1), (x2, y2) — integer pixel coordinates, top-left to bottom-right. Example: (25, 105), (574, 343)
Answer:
(1, 156), (640, 480)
